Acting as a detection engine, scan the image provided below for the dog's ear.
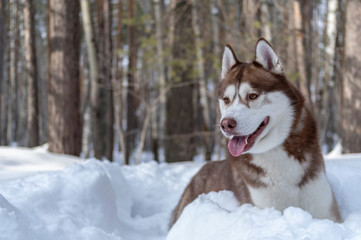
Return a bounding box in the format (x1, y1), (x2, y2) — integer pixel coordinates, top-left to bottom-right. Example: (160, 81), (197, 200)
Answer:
(222, 45), (238, 79)
(254, 38), (283, 74)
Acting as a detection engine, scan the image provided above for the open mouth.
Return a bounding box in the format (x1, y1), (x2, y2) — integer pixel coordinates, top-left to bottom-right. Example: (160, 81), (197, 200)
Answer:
(228, 116), (270, 157)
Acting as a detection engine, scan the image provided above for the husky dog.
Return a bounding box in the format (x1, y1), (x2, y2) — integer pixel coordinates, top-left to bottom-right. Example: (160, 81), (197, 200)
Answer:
(170, 38), (341, 227)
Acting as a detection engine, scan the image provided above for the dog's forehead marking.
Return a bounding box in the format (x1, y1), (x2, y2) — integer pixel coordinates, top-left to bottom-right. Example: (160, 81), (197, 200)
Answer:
(224, 85), (236, 99)
(238, 82), (253, 98)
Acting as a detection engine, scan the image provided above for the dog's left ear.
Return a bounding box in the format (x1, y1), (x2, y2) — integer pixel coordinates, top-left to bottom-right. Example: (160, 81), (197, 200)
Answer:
(254, 38), (283, 74)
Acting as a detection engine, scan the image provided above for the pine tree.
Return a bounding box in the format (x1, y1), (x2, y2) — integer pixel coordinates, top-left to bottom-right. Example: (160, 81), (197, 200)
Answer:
(47, 0), (81, 156)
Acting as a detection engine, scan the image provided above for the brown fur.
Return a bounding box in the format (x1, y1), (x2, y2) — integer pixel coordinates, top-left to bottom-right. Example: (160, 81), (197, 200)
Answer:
(169, 39), (342, 227)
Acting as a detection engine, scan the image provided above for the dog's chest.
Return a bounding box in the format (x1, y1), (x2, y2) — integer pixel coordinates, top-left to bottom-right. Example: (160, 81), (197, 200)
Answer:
(246, 146), (307, 210)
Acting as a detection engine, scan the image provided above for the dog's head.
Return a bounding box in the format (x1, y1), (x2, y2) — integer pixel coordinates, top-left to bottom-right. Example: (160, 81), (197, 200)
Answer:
(218, 38), (302, 157)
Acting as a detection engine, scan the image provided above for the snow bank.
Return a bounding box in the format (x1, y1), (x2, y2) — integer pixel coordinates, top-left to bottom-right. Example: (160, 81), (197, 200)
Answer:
(0, 147), (203, 240)
(1, 146), (361, 240)
(0, 146), (80, 181)
(167, 191), (361, 240)
(0, 160), (132, 240)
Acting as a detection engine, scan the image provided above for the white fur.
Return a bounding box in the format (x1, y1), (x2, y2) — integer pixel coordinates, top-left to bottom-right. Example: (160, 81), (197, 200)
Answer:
(238, 83), (253, 102)
(222, 46), (236, 79)
(219, 82), (294, 154)
(299, 172), (334, 220)
(255, 40), (283, 74)
(249, 91), (294, 154)
(238, 83), (268, 109)
(248, 146), (304, 210)
(224, 85), (236, 102)
(220, 97), (264, 137)
(248, 146), (335, 220)
(219, 85), (236, 116)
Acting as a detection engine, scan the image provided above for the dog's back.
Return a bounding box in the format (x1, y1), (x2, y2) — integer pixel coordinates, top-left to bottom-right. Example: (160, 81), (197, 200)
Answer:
(169, 39), (341, 228)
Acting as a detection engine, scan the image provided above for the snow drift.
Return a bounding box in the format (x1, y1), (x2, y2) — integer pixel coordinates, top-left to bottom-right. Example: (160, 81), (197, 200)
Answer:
(0, 147), (361, 240)
(168, 156), (361, 240)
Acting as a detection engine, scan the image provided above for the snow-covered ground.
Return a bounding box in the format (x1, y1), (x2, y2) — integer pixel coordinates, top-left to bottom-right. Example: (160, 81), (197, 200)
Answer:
(0, 146), (361, 240)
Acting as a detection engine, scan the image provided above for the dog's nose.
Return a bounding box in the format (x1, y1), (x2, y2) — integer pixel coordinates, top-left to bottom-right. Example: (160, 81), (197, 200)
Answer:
(221, 118), (237, 132)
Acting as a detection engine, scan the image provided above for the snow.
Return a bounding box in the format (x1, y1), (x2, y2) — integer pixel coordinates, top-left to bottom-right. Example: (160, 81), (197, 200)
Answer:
(0, 145), (80, 182)
(0, 147), (361, 240)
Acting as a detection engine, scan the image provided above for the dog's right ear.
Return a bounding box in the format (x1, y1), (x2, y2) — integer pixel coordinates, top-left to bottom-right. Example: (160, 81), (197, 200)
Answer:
(222, 45), (238, 79)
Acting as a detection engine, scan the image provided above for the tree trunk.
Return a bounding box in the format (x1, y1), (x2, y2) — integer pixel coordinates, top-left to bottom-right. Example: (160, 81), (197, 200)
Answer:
(242, 0), (259, 51)
(85, 0), (104, 160)
(14, 0), (20, 144)
(165, 0), (195, 163)
(125, 0), (137, 164)
(340, 0), (361, 153)
(191, 0), (212, 160)
(301, 0), (314, 110)
(100, 0), (113, 161)
(47, 0), (81, 156)
(335, 0), (346, 148)
(88, 0), (114, 161)
(24, 0), (39, 147)
(150, 103), (158, 162)
(2, 0), (10, 146)
(0, 0), (6, 145)
(113, 0), (126, 162)
(7, 0), (20, 145)
(153, 0), (165, 162)
(210, 0), (220, 60)
(293, 0), (310, 105)
(80, 0), (97, 158)
(260, 1), (271, 41)
(322, 0), (338, 152)
(210, 0), (223, 160)
(232, 0), (240, 51)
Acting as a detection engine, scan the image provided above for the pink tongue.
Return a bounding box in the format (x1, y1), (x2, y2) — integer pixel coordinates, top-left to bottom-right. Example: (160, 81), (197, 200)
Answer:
(228, 136), (248, 157)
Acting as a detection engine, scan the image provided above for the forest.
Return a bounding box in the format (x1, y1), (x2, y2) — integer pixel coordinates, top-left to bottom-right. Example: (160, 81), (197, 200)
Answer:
(0, 0), (360, 164)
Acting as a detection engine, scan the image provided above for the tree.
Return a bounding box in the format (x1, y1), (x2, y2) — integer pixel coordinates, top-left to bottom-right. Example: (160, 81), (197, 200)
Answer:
(321, 0), (338, 151)
(191, 0), (212, 160)
(113, 0), (126, 162)
(286, 0), (309, 106)
(301, 0), (314, 109)
(80, 0), (97, 158)
(153, 0), (166, 162)
(96, 0), (114, 161)
(210, 0), (223, 160)
(340, 0), (361, 153)
(81, 0), (105, 160)
(0, 0), (7, 145)
(125, 0), (138, 164)
(7, 0), (20, 145)
(335, 0), (346, 149)
(23, 0), (39, 147)
(293, 0), (309, 105)
(242, 0), (259, 41)
(165, 0), (196, 162)
(47, 0), (81, 156)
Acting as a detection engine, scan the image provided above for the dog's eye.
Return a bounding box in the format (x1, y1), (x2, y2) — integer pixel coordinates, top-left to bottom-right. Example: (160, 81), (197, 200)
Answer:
(223, 97), (230, 104)
(248, 93), (258, 100)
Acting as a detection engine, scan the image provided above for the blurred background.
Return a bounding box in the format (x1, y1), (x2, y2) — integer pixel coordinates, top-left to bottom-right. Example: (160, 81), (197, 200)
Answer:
(0, 0), (360, 164)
